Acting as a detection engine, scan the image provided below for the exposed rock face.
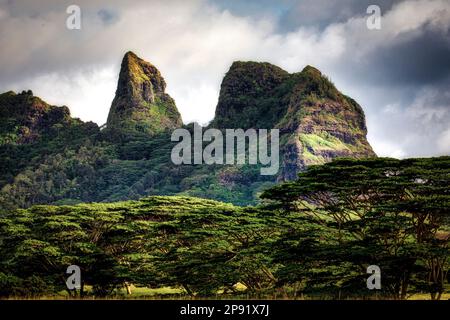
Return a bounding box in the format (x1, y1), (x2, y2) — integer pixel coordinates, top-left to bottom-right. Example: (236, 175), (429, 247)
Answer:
(211, 62), (376, 180)
(106, 51), (182, 135)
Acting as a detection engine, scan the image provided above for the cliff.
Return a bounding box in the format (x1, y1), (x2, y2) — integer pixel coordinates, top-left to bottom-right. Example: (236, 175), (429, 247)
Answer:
(106, 51), (182, 136)
(212, 61), (375, 180)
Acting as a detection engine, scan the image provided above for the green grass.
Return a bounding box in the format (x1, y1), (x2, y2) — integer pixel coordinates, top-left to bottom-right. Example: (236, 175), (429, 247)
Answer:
(116, 285), (185, 297)
(300, 133), (350, 152)
(408, 293), (450, 300)
(5, 288), (449, 300)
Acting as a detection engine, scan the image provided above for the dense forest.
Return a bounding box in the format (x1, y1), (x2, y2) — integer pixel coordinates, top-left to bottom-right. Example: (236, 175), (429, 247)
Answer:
(1, 157), (448, 299)
(0, 121), (275, 208)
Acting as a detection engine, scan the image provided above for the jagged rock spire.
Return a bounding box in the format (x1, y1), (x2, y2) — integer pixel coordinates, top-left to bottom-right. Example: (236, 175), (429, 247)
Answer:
(106, 51), (182, 135)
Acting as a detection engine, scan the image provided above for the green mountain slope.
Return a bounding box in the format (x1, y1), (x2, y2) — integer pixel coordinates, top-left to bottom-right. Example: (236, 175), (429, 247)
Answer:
(0, 52), (375, 208)
(211, 62), (375, 180)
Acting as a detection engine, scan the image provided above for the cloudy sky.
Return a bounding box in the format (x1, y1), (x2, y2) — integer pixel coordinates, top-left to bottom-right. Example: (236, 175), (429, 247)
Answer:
(0, 0), (449, 158)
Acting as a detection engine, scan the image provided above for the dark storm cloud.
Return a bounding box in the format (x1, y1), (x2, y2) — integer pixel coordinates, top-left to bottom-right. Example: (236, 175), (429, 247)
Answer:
(349, 24), (450, 87)
(279, 0), (399, 31)
(209, 0), (290, 19)
(212, 0), (400, 31)
(366, 75), (450, 157)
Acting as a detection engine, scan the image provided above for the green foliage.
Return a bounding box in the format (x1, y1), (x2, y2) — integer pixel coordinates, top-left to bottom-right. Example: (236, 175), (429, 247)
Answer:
(262, 157), (450, 299)
(0, 196), (277, 297)
(300, 132), (350, 152)
(0, 157), (448, 299)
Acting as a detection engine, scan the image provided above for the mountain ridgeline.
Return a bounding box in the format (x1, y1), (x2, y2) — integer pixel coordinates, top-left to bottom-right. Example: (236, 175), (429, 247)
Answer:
(0, 52), (375, 208)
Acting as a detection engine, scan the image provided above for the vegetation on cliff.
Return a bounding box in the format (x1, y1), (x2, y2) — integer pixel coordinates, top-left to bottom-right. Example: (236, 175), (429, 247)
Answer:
(106, 51), (182, 137)
(211, 62), (375, 180)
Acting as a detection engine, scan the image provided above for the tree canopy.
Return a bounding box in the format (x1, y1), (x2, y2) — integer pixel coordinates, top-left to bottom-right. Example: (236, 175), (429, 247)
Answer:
(0, 157), (448, 299)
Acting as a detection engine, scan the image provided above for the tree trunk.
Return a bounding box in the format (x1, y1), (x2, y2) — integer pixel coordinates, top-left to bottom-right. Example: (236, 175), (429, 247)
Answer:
(125, 282), (132, 295)
(182, 284), (194, 296)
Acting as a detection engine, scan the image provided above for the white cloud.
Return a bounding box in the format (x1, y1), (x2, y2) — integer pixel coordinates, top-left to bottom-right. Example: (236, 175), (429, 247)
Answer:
(7, 67), (118, 125)
(438, 128), (450, 154)
(371, 140), (407, 159)
(382, 103), (401, 114)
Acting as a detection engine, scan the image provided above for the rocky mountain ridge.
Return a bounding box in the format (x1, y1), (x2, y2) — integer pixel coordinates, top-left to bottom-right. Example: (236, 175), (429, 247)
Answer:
(0, 51), (376, 208)
(211, 60), (375, 179)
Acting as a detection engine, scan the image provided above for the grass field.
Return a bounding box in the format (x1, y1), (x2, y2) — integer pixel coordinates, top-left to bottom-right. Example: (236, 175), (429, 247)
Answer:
(4, 285), (449, 300)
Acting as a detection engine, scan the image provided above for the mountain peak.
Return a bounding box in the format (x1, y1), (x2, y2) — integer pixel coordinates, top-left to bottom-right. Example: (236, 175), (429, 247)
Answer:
(209, 60), (375, 179)
(227, 61), (290, 84)
(106, 52), (182, 136)
(301, 65), (321, 75)
(116, 51), (166, 101)
(124, 50), (138, 58)
(210, 61), (290, 128)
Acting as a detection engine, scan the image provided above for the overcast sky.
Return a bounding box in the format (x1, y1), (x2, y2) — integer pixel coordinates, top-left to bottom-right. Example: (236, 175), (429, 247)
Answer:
(0, 0), (449, 158)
